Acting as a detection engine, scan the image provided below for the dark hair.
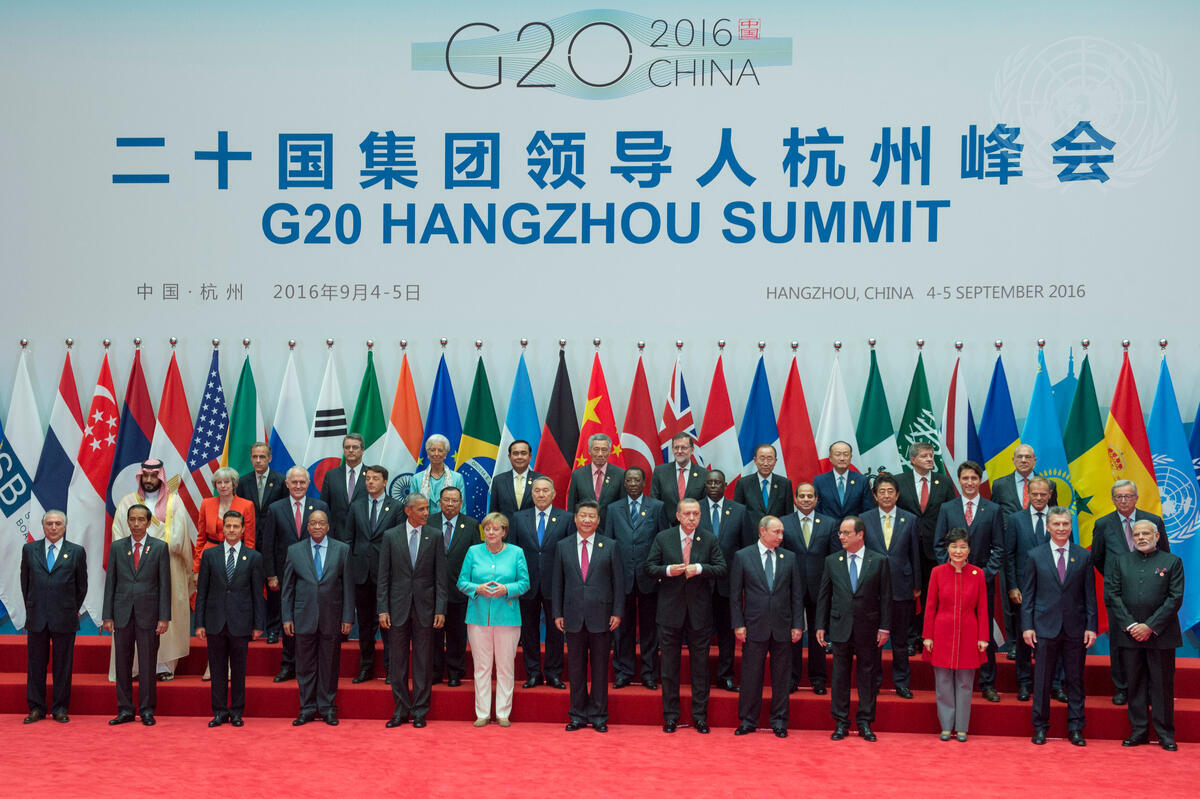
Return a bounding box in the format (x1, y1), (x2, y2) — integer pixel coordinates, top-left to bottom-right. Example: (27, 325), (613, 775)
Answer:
(127, 503), (151, 521)
(872, 472), (900, 495)
(222, 510), (245, 524)
(944, 527), (970, 545)
(508, 439), (531, 455)
(364, 464), (389, 480)
(624, 466), (645, 479)
(841, 515), (865, 533)
(957, 460), (983, 479)
(574, 500), (600, 513)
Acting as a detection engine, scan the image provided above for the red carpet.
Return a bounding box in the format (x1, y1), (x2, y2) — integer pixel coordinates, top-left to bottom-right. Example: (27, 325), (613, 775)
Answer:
(4, 717), (1198, 798)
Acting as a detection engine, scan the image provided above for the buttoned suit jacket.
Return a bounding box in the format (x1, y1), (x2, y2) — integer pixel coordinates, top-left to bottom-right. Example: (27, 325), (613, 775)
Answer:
(236, 469), (287, 533)
(21, 539), (87, 633)
(645, 526), (728, 629)
(649, 462), (708, 520)
(780, 510), (841, 602)
(1091, 509), (1169, 578)
(603, 494), (668, 594)
(862, 509), (921, 601)
(345, 494), (406, 585)
(1020, 542), (1098, 638)
(428, 512), (479, 604)
(813, 470), (875, 520)
(730, 544), (805, 642)
(733, 472), (794, 519)
(566, 463), (626, 528)
(261, 496), (330, 580)
(699, 497), (756, 597)
(512, 505), (575, 596)
(895, 470), (958, 557)
(102, 536), (172, 628)
(989, 471), (1058, 516)
(319, 464), (368, 542)
(281, 536), (354, 635)
(375, 524), (448, 626)
(552, 533), (623, 634)
(1004, 508), (1066, 588)
(816, 547), (891, 643)
(489, 469), (544, 522)
(1104, 549), (1184, 650)
(194, 544), (267, 637)
(933, 496), (1005, 580)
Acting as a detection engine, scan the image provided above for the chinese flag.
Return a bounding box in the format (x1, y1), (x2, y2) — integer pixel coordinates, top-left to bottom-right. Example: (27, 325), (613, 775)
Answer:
(533, 350), (579, 508)
(573, 352), (625, 469)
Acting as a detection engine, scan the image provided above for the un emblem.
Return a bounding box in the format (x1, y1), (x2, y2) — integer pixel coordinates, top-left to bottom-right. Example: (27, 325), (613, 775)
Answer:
(1152, 454), (1199, 544)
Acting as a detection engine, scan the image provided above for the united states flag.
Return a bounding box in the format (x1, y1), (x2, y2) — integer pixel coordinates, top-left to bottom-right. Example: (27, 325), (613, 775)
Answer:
(186, 350), (229, 502)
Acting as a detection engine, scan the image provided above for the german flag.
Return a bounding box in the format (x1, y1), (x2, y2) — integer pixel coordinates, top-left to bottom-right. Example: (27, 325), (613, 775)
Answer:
(533, 350), (579, 508)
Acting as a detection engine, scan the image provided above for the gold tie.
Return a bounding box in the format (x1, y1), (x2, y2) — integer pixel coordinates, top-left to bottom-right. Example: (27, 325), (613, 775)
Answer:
(802, 517), (812, 548)
(883, 514), (893, 549)
(514, 473), (524, 503)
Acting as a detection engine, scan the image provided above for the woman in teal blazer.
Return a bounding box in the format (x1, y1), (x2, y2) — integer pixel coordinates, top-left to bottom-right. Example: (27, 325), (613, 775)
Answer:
(457, 511), (530, 726)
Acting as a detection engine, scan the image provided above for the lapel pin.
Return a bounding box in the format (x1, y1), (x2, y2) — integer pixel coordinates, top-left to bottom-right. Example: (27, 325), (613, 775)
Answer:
(241, 555), (247, 561)
(551, 516), (557, 523)
(849, 478), (856, 486)
(307, 504), (313, 511)
(640, 510), (646, 516)
(1070, 557), (1075, 563)
(838, 556), (844, 562)
(777, 553), (783, 559)
(62, 553), (69, 559)
(724, 509), (730, 515)
(384, 506), (390, 513)
(971, 569), (978, 575)
(597, 542), (603, 548)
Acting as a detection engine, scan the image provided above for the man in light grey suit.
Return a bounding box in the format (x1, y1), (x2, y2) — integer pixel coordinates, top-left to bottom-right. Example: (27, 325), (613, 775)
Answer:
(282, 510), (354, 726)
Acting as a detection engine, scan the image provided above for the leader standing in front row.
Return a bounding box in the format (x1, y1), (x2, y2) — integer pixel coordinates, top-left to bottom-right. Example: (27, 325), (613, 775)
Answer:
(731, 516), (804, 738)
(1105, 519), (1184, 751)
(21, 510), (87, 724)
(195, 510), (266, 727)
(817, 516), (891, 742)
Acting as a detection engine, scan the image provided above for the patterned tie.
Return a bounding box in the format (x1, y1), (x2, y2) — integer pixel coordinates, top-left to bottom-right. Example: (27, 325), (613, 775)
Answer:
(711, 502), (720, 533)
(919, 477), (929, 512)
(965, 500), (974, 526)
(313, 543), (323, 579)
(681, 534), (692, 565)
(580, 538), (590, 580)
(226, 546), (236, 581)
(1021, 477), (1030, 509)
(258, 474), (266, 507)
(848, 552), (858, 592)
(1056, 547), (1067, 583)
(133, 540), (142, 570)
(883, 514), (893, 549)
(802, 517), (812, 549)
(537, 511), (546, 546)
(445, 520), (453, 552)
(764, 548), (775, 591)
(409, 530), (419, 566)
(593, 467), (604, 500)
(514, 473), (524, 505)
(46, 543), (55, 571)
(347, 466), (357, 499)
(677, 467), (687, 500)
(837, 474), (846, 503)
(1036, 511), (1046, 541)
(630, 499), (639, 523)
(1123, 517), (1136, 551)
(294, 500), (303, 536)
(370, 499), (379, 531)
(761, 478), (770, 509)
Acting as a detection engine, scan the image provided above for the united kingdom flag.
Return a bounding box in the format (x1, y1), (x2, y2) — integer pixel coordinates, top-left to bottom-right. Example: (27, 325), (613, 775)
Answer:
(186, 350), (229, 501)
(658, 358), (704, 466)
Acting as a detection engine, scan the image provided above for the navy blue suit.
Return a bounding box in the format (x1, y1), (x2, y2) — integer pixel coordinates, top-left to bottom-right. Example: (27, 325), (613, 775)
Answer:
(21, 538), (87, 716)
(813, 470), (875, 520)
(699, 496), (756, 684)
(195, 543), (267, 717)
(488, 469), (544, 525)
(1005, 507), (1054, 689)
(604, 494), (668, 682)
(780, 510), (840, 689)
(512, 505), (574, 682)
(863, 507), (920, 690)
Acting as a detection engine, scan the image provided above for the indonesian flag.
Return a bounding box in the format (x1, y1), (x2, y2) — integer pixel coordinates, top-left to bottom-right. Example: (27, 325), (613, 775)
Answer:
(573, 352), (624, 469)
(697, 354), (739, 498)
(658, 358), (701, 465)
(815, 355), (859, 473)
(779, 356), (821, 485)
(620, 356), (658, 493)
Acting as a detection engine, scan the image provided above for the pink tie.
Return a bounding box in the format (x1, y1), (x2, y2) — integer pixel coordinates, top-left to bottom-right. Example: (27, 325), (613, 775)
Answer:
(294, 501), (303, 537)
(1021, 478), (1030, 509)
(682, 535), (692, 565)
(965, 500), (974, 526)
(677, 467), (687, 499)
(593, 467), (604, 500)
(580, 539), (590, 580)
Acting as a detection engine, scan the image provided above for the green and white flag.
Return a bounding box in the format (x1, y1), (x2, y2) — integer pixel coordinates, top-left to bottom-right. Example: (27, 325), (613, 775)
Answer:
(223, 354), (264, 476)
(856, 349), (903, 478)
(895, 352), (946, 473)
(350, 350), (387, 465)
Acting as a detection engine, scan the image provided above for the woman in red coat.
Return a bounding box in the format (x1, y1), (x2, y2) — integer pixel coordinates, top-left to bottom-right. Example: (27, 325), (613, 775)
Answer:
(193, 467), (256, 574)
(922, 527), (989, 741)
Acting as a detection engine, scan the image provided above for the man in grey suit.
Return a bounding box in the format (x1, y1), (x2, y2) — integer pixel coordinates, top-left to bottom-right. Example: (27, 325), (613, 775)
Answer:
(282, 510), (354, 726)
(566, 433), (625, 529)
(346, 465), (405, 683)
(488, 439), (542, 526)
(554, 500), (623, 732)
(604, 466), (667, 689)
(731, 516), (804, 737)
(513, 476), (573, 688)
(102, 503), (171, 726)
(699, 469), (754, 692)
(195, 510), (266, 727)
(378, 493), (447, 728)
(649, 433), (708, 520)
(21, 510), (87, 724)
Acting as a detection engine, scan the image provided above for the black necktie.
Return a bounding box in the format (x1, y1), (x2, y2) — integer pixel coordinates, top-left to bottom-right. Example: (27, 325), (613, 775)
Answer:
(370, 498), (379, 531)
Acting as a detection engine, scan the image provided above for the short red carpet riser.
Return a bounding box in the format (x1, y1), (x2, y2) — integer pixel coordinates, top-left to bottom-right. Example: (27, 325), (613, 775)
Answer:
(1, 637), (1197, 742)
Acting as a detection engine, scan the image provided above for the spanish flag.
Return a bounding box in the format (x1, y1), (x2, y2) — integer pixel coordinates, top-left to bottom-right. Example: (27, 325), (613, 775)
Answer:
(1103, 351), (1162, 515)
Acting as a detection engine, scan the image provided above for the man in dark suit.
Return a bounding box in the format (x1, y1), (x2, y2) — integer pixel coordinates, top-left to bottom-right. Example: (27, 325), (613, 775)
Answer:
(345, 464), (404, 683)
(650, 432), (708, 520)
(566, 433), (625, 529)
(733, 443), (793, 518)
(700, 469), (755, 692)
(1005, 476), (1056, 701)
(731, 516), (804, 737)
(102, 503), (171, 726)
(319, 433), (368, 543)
(817, 516), (891, 742)
(814, 441), (875, 520)
(780, 482), (840, 694)
(861, 473), (920, 698)
(645, 498), (727, 734)
(427, 484), (475, 686)
(604, 466), (668, 689)
(1091, 479), (1170, 705)
(1105, 520), (1184, 751)
(933, 460), (1006, 701)
(194, 509), (266, 727)
(489, 439), (542, 526)
(282, 509), (354, 726)
(236, 442), (287, 642)
(378, 493), (447, 728)
(1022, 507), (1098, 746)
(261, 466), (330, 682)
(553, 500), (623, 732)
(20, 510), (87, 724)
(513, 476), (573, 688)
(895, 441), (957, 653)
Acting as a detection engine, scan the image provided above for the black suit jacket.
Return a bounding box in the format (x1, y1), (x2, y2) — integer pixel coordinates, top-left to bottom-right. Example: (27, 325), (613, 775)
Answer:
(933, 497), (1005, 580)
(376, 524), (448, 626)
(512, 505), (575, 596)
(1020, 542), (1098, 638)
(20, 539), (87, 633)
(603, 495), (669, 594)
(488, 469), (544, 522)
(730, 545), (805, 642)
(780, 511), (841, 602)
(282, 536), (355, 635)
(194, 544), (267, 637)
(1091, 509), (1169, 577)
(566, 463), (626, 528)
(699, 497), (756, 597)
(733, 472), (794, 519)
(862, 508), (921, 601)
(649, 462), (708, 520)
(236, 469), (287, 532)
(1104, 549), (1184, 650)
(813, 470), (875, 520)
(319, 463), (368, 542)
(644, 526), (728, 629)
(552, 533), (623, 634)
(1004, 507), (1056, 589)
(101, 536), (172, 629)
(346, 494), (405, 585)
(989, 471), (1058, 516)
(428, 512), (479, 604)
(816, 547), (891, 642)
(262, 496), (331, 580)
(895, 470), (958, 551)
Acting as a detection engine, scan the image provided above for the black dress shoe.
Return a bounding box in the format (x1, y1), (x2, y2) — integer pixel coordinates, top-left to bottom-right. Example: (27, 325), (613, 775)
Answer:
(694, 722), (710, 734)
(447, 678), (462, 687)
(734, 725), (756, 736)
(323, 713), (339, 726)
(789, 680), (801, 694)
(812, 685), (827, 695)
(352, 668), (372, 684)
(565, 721), (585, 731)
(593, 722), (608, 733)
(141, 714), (156, 726)
(1112, 691), (1127, 706)
(274, 669), (295, 683)
(773, 728), (788, 738)
(1161, 741), (1179, 751)
(412, 717), (427, 728)
(523, 676), (543, 689)
(109, 712), (136, 726)
(1051, 687), (1069, 703)
(293, 713), (315, 726)
(1031, 729), (1047, 745)
(52, 712), (69, 723)
(831, 724), (849, 740)
(208, 715), (228, 728)
(663, 720), (678, 733)
(643, 679), (658, 690)
(614, 676), (633, 689)
(895, 686), (914, 699)
(906, 643), (921, 657)
(386, 715), (409, 728)
(1122, 735), (1149, 747)
(549, 677), (567, 690)
(1005, 645), (1016, 661)
(23, 709), (44, 724)
(1017, 685), (1031, 701)
(230, 716), (244, 727)
(719, 678), (738, 692)
(982, 687), (1001, 703)
(1067, 730), (1085, 746)
(857, 723), (877, 742)
(266, 633), (279, 644)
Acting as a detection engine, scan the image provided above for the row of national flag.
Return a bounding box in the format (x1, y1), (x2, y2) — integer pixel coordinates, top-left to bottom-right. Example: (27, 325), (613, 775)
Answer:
(2, 346), (1199, 637)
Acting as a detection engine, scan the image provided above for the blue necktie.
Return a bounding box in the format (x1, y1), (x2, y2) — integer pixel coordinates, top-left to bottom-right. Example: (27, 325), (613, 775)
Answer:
(630, 500), (639, 523)
(764, 548), (775, 591)
(313, 543), (323, 579)
(761, 478), (770, 508)
(409, 530), (420, 566)
(848, 553), (858, 592)
(46, 543), (55, 571)
(537, 511), (546, 546)
(1035, 511), (1045, 541)
(711, 502), (720, 533)
(226, 546), (236, 581)
(837, 474), (846, 503)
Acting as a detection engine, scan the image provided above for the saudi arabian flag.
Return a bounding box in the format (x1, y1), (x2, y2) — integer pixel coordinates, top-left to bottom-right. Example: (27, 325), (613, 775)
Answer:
(457, 357), (501, 519)
(1064, 354), (1114, 547)
(350, 351), (387, 465)
(222, 354), (264, 476)
(856, 349), (903, 478)
(896, 352), (946, 473)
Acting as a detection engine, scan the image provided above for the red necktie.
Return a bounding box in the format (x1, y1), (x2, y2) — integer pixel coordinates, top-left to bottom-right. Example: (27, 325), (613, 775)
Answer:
(677, 467), (687, 500)
(1021, 477), (1030, 509)
(580, 539), (590, 580)
(294, 500), (303, 536)
(965, 500), (974, 526)
(919, 477), (929, 512)
(593, 467), (604, 500)
(133, 540), (142, 570)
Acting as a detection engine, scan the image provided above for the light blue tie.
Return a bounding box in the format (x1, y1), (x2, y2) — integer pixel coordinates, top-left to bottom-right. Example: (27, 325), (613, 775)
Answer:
(630, 499), (639, 523)
(537, 511), (546, 546)
(761, 478), (770, 508)
(409, 530), (419, 565)
(848, 553), (858, 592)
(764, 548), (775, 591)
(711, 502), (720, 533)
(837, 474), (846, 503)
(46, 543), (55, 571)
(313, 543), (323, 579)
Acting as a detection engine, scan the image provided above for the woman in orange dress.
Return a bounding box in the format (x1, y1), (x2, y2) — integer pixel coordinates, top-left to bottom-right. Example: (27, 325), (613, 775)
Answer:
(194, 467), (256, 574)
